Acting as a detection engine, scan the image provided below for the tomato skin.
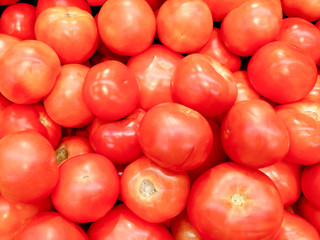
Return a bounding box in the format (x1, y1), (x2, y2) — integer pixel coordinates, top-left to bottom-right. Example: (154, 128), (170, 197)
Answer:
(281, 0), (320, 22)
(88, 204), (173, 239)
(0, 40), (61, 104)
(51, 153), (119, 223)
(221, 99), (290, 168)
(300, 163), (320, 209)
(35, 6), (99, 64)
(0, 33), (20, 58)
(89, 109), (145, 165)
(304, 75), (320, 102)
(0, 0), (19, 5)
(233, 70), (261, 103)
(43, 64), (94, 128)
(275, 210), (320, 240)
(248, 41), (318, 103)
(187, 162), (284, 240)
(82, 60), (140, 121)
(14, 212), (88, 240)
(298, 195), (320, 232)
(138, 103), (213, 171)
(156, 0), (212, 53)
(220, 0), (282, 57)
(276, 100), (320, 165)
(120, 156), (190, 223)
(0, 131), (59, 203)
(98, 0), (156, 56)
(259, 161), (302, 206)
(127, 44), (183, 111)
(0, 3), (36, 40)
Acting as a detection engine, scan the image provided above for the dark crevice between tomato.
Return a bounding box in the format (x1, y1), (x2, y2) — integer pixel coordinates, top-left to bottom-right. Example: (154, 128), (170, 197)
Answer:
(55, 147), (68, 165)
(139, 179), (159, 198)
(230, 193), (246, 206)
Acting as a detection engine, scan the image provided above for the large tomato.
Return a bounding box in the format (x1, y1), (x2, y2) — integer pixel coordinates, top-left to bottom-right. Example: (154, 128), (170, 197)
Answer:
(304, 74), (320, 102)
(187, 162), (284, 240)
(138, 103), (213, 171)
(281, 0), (320, 22)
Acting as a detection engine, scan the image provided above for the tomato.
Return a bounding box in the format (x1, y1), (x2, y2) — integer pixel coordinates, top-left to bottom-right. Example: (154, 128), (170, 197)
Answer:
(281, 0), (320, 22)
(233, 70), (261, 103)
(156, 0), (213, 53)
(120, 156), (190, 223)
(138, 103), (213, 171)
(276, 100), (320, 165)
(198, 27), (241, 72)
(170, 210), (202, 240)
(259, 160), (302, 206)
(89, 109), (145, 165)
(43, 64), (94, 128)
(171, 53), (237, 118)
(14, 212), (88, 240)
(187, 162), (284, 240)
(247, 41), (318, 103)
(0, 0), (18, 6)
(35, 6), (99, 64)
(87, 204), (174, 240)
(82, 60), (140, 121)
(298, 195), (320, 232)
(0, 40), (60, 104)
(55, 136), (93, 166)
(220, 0), (282, 57)
(221, 99), (290, 168)
(0, 33), (20, 58)
(0, 131), (58, 203)
(300, 163), (320, 209)
(304, 74), (320, 102)
(127, 44), (183, 111)
(51, 153), (119, 223)
(0, 3), (36, 40)
(275, 210), (320, 240)
(97, 0), (156, 56)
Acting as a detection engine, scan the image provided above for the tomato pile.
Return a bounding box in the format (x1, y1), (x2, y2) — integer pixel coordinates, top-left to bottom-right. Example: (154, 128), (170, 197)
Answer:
(0, 0), (320, 239)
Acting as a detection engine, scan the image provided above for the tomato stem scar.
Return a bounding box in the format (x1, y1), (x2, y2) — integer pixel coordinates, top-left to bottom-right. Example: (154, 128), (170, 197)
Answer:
(139, 179), (158, 197)
(230, 193), (246, 206)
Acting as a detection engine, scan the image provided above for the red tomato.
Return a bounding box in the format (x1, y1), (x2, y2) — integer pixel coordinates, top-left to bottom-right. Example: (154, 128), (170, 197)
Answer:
(298, 195), (320, 232)
(14, 212), (88, 240)
(36, 0), (91, 17)
(35, 6), (99, 64)
(220, 0), (282, 56)
(198, 27), (241, 72)
(138, 103), (213, 171)
(89, 109), (145, 165)
(300, 163), (320, 209)
(43, 64), (94, 128)
(281, 0), (320, 22)
(120, 156), (190, 223)
(87, 204), (174, 240)
(0, 0), (19, 5)
(276, 100), (320, 165)
(187, 162), (284, 240)
(0, 3), (36, 40)
(172, 53), (237, 118)
(275, 210), (320, 240)
(127, 44), (183, 111)
(156, 0), (213, 53)
(304, 74), (320, 102)
(51, 153), (119, 223)
(82, 60), (140, 121)
(97, 0), (156, 56)
(247, 41), (318, 103)
(259, 160), (302, 206)
(0, 40), (60, 104)
(233, 70), (261, 103)
(0, 131), (58, 203)
(0, 33), (20, 58)
(221, 99), (290, 168)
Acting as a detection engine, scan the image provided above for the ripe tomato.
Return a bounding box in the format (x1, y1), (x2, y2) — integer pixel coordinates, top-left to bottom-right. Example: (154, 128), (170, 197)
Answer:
(89, 109), (145, 165)
(97, 0), (156, 56)
(171, 53), (237, 118)
(0, 0), (19, 6)
(120, 156), (190, 223)
(127, 44), (183, 111)
(0, 3), (36, 40)
(156, 0), (213, 53)
(187, 162), (284, 240)
(0, 131), (58, 203)
(304, 74), (320, 102)
(247, 41), (318, 103)
(300, 163), (320, 209)
(298, 195), (320, 232)
(87, 204), (174, 240)
(51, 153), (119, 223)
(43, 64), (94, 128)
(138, 103), (213, 171)
(221, 99), (290, 168)
(14, 212), (88, 240)
(233, 70), (261, 103)
(82, 60), (140, 121)
(0, 40), (60, 104)
(281, 0), (320, 22)
(276, 100), (320, 165)
(35, 6), (99, 64)
(0, 33), (20, 58)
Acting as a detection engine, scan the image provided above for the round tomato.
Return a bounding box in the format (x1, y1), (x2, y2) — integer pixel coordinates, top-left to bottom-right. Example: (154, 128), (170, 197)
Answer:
(0, 131), (58, 203)
(35, 6), (99, 64)
(120, 156), (190, 223)
(281, 0), (320, 22)
(187, 162), (284, 240)
(138, 103), (213, 171)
